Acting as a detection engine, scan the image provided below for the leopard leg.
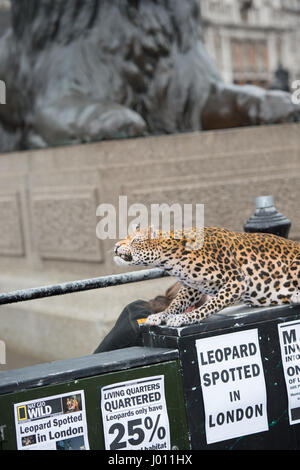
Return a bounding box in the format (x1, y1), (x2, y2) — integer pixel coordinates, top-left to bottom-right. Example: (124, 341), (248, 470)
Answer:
(145, 285), (204, 326)
(166, 278), (246, 327)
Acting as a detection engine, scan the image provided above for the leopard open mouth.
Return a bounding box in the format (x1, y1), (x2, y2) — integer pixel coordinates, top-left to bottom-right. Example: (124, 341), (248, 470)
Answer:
(120, 253), (132, 262)
(114, 252), (133, 266)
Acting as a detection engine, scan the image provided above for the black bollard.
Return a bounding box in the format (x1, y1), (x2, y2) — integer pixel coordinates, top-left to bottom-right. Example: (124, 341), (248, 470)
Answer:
(244, 195), (291, 238)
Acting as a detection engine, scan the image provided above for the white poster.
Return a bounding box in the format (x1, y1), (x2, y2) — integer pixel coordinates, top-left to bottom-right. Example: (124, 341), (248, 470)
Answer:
(101, 375), (170, 450)
(278, 320), (300, 425)
(14, 390), (90, 450)
(195, 329), (268, 444)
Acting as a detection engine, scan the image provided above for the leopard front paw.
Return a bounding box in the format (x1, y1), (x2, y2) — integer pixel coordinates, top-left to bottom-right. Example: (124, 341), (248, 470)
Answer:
(291, 291), (300, 304)
(145, 313), (164, 326)
(166, 314), (189, 328)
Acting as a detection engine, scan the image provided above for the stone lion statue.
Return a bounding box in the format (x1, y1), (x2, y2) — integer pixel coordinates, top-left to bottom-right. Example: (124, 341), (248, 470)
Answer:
(0, 0), (298, 152)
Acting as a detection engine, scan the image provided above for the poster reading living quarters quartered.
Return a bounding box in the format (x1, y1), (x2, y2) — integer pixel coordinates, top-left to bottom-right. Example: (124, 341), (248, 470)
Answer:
(101, 375), (170, 450)
(196, 329), (268, 444)
(14, 390), (90, 450)
(278, 320), (300, 425)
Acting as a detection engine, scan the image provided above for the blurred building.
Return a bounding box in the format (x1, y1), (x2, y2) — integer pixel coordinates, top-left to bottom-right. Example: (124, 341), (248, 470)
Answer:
(201, 0), (300, 88)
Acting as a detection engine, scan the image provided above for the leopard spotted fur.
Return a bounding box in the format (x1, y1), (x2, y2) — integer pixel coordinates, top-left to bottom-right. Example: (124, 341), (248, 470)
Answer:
(114, 226), (300, 327)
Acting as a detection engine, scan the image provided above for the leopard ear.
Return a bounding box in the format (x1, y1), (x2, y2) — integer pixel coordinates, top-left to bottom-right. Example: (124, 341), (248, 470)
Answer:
(133, 223), (140, 231)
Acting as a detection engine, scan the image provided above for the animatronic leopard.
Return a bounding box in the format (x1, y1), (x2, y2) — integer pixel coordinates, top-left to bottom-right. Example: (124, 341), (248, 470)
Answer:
(114, 226), (300, 327)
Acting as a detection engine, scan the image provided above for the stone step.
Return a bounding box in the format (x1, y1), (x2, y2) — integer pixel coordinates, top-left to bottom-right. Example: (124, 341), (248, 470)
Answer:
(0, 123), (298, 173)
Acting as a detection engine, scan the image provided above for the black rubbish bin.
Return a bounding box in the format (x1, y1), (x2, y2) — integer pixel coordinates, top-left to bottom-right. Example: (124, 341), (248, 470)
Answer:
(143, 303), (300, 450)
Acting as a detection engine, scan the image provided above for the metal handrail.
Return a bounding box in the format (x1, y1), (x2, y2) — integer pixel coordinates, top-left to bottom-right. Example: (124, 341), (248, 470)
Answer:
(0, 268), (170, 306)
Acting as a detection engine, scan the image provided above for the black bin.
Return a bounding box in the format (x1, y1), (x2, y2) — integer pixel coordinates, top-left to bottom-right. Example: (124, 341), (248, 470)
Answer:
(143, 303), (300, 450)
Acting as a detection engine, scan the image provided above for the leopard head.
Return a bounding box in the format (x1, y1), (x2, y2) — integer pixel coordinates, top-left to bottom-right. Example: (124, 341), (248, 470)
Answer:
(114, 226), (162, 267)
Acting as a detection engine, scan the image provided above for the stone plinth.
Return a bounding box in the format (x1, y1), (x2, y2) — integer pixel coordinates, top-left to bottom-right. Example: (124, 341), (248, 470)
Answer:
(0, 123), (299, 363)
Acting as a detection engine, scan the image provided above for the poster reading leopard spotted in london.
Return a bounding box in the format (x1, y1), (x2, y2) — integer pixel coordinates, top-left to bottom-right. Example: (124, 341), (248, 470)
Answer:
(196, 329), (268, 444)
(14, 390), (90, 450)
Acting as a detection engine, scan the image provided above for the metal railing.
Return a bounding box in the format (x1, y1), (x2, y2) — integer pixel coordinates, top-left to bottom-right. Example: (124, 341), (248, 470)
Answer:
(0, 268), (170, 306)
